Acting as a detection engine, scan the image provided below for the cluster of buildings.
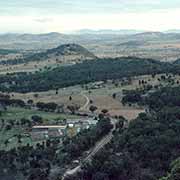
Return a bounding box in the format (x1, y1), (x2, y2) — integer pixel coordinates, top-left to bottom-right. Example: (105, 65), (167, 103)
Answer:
(30, 118), (98, 141)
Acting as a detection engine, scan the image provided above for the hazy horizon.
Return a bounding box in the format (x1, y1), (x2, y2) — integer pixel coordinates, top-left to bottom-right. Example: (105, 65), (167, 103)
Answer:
(1, 29), (180, 35)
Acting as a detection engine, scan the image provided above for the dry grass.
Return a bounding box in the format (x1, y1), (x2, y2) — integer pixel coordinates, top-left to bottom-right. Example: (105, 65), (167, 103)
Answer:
(86, 94), (144, 120)
(0, 54), (90, 74)
(10, 73), (180, 120)
(11, 89), (86, 108)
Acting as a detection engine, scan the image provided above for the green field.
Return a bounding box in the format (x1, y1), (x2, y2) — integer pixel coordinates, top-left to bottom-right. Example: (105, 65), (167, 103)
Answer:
(0, 128), (32, 150)
(1, 107), (78, 121)
(0, 107), (79, 150)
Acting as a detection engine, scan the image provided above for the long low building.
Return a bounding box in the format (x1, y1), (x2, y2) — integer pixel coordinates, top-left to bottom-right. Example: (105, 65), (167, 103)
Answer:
(30, 119), (98, 140)
(31, 125), (67, 140)
(32, 125), (67, 130)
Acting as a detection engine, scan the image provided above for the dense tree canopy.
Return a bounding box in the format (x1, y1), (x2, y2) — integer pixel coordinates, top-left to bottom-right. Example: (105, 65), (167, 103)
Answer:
(0, 57), (176, 92)
(160, 158), (180, 180)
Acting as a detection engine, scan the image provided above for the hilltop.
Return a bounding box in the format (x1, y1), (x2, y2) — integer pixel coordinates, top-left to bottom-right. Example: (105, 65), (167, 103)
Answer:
(25, 43), (96, 63)
(45, 43), (96, 58)
(0, 44), (96, 67)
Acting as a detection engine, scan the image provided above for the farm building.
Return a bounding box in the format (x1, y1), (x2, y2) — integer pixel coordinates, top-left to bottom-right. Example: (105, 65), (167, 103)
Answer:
(89, 81), (105, 89)
(30, 118), (98, 140)
(31, 125), (67, 140)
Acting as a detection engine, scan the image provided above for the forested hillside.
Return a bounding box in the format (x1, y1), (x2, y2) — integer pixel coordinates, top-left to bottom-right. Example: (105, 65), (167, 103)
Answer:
(0, 57), (176, 92)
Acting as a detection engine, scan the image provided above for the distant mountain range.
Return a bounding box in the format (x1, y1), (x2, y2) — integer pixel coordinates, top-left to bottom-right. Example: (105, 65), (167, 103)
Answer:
(73, 29), (180, 35)
(164, 29), (180, 33)
(0, 32), (71, 43)
(73, 29), (146, 35)
(1, 30), (180, 45)
(1, 30), (180, 61)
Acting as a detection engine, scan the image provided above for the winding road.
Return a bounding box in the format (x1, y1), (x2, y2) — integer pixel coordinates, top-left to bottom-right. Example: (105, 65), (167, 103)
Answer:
(79, 93), (90, 111)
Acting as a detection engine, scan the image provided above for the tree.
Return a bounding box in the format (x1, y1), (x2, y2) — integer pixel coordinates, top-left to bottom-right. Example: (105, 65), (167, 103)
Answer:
(46, 102), (57, 112)
(101, 109), (108, 114)
(27, 99), (33, 105)
(36, 102), (45, 110)
(5, 124), (12, 131)
(31, 115), (43, 124)
(34, 94), (39, 98)
(55, 88), (59, 95)
(67, 105), (80, 114)
(116, 116), (126, 129)
(1, 118), (5, 128)
(17, 134), (22, 144)
(89, 105), (98, 113)
(4, 139), (9, 147)
(69, 96), (72, 101)
(112, 93), (116, 99)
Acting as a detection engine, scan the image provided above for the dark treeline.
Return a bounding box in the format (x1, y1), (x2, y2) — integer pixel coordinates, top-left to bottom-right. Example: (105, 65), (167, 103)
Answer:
(0, 58), (25, 66)
(146, 86), (180, 111)
(122, 86), (180, 111)
(0, 93), (26, 107)
(0, 49), (18, 55)
(122, 89), (145, 105)
(0, 57), (177, 93)
(68, 86), (180, 180)
(36, 102), (58, 112)
(0, 51), (48, 66)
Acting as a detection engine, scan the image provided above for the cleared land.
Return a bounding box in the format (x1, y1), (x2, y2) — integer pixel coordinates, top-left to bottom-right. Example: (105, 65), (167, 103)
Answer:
(0, 107), (79, 150)
(1, 107), (78, 121)
(8, 74), (158, 120)
(10, 73), (180, 120)
(11, 86), (86, 108)
(2, 73), (179, 151)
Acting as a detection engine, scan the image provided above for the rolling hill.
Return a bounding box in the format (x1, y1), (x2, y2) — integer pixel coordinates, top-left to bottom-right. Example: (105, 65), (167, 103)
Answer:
(25, 43), (96, 63)
(0, 44), (97, 66)
(129, 31), (180, 41)
(1, 31), (180, 61)
(0, 57), (175, 93)
(173, 58), (180, 65)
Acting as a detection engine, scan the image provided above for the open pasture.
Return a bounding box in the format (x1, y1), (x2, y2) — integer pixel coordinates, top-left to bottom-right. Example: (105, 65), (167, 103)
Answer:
(9, 73), (180, 120)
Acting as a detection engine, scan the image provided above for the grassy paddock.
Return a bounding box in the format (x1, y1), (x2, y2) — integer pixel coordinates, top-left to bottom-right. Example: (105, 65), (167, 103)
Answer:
(1, 107), (78, 121)
(0, 107), (79, 150)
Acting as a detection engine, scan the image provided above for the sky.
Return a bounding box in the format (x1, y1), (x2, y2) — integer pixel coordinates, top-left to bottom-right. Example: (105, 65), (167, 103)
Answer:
(0, 0), (180, 33)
